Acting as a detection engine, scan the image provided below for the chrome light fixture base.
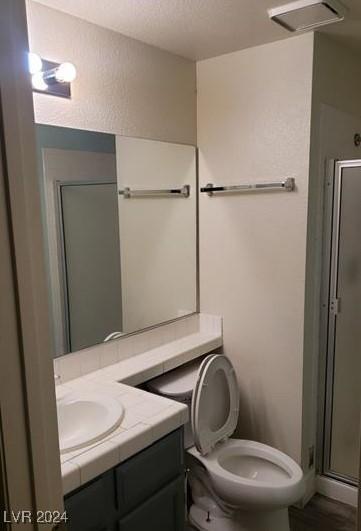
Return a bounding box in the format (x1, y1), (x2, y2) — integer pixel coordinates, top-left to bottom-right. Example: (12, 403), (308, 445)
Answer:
(32, 59), (72, 98)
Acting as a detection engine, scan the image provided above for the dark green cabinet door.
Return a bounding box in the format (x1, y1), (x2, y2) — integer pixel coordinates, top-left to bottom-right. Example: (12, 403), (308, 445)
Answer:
(64, 429), (184, 531)
(117, 476), (185, 531)
(65, 471), (116, 531)
(115, 429), (183, 516)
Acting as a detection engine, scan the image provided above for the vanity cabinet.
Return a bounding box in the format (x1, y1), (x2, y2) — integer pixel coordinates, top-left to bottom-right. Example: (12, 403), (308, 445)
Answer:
(64, 429), (184, 531)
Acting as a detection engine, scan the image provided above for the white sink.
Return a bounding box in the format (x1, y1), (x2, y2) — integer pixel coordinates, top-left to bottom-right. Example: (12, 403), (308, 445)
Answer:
(57, 391), (124, 454)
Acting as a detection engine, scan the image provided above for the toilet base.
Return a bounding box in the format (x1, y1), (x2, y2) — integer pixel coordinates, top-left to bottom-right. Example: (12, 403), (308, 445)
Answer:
(189, 503), (290, 531)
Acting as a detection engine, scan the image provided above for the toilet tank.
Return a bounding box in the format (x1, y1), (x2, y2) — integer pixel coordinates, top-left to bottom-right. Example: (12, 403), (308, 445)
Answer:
(146, 358), (201, 448)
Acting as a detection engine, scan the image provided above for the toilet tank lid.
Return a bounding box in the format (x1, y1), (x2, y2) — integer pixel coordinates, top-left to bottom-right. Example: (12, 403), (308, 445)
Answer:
(147, 359), (200, 398)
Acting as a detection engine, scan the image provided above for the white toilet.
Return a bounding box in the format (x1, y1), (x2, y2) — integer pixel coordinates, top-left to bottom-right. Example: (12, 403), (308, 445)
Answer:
(147, 354), (304, 531)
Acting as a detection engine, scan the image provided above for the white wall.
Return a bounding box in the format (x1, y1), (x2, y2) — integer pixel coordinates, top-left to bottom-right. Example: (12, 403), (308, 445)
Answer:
(197, 34), (314, 464)
(116, 136), (197, 333)
(26, 1), (196, 145)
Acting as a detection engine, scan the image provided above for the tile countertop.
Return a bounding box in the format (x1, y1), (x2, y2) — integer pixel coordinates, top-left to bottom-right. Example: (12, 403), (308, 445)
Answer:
(58, 328), (222, 495)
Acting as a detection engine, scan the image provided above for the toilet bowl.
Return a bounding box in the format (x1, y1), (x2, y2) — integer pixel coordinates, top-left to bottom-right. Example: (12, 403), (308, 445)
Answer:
(147, 354), (305, 531)
(188, 439), (303, 510)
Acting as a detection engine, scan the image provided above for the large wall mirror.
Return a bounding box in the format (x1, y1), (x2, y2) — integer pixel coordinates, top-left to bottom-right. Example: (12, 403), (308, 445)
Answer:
(36, 125), (197, 357)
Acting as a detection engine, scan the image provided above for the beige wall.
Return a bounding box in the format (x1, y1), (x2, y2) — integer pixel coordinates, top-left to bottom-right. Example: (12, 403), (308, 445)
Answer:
(26, 1), (196, 145)
(197, 33), (314, 464)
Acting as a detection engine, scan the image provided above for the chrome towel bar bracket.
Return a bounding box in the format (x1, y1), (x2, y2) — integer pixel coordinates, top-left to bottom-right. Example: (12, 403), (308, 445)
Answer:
(118, 184), (190, 198)
(200, 178), (295, 196)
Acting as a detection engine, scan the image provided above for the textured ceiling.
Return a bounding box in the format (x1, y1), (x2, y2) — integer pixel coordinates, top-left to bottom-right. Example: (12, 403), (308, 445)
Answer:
(33, 0), (361, 60)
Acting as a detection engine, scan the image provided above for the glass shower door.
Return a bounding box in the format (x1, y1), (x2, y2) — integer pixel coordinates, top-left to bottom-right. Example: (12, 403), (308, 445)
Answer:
(325, 160), (361, 483)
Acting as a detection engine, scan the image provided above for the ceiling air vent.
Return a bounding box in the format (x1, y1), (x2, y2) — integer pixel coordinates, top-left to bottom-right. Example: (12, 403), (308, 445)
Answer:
(268, 0), (346, 32)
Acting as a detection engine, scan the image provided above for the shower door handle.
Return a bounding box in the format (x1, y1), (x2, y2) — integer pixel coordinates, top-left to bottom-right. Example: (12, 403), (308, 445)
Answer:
(330, 297), (341, 316)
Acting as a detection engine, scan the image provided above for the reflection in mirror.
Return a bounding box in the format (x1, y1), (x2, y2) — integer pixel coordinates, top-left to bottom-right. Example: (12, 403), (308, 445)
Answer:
(117, 136), (197, 334)
(60, 180), (122, 352)
(36, 125), (197, 357)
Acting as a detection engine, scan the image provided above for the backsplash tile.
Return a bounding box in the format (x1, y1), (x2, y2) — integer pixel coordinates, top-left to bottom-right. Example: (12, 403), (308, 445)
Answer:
(54, 313), (223, 384)
(117, 335), (135, 361)
(58, 351), (82, 382)
(199, 313), (222, 335)
(79, 347), (101, 374)
(99, 341), (119, 368)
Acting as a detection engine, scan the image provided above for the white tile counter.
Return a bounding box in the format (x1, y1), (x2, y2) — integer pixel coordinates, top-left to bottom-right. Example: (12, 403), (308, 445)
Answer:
(78, 329), (222, 387)
(55, 313), (222, 384)
(59, 381), (188, 494)
(56, 313), (223, 495)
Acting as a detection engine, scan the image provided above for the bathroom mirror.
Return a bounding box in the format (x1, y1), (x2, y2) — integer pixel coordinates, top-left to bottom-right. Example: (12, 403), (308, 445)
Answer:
(36, 125), (197, 357)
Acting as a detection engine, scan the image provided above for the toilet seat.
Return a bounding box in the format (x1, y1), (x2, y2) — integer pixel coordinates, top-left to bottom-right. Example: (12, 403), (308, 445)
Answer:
(188, 354), (305, 514)
(187, 438), (304, 510)
(191, 354), (239, 455)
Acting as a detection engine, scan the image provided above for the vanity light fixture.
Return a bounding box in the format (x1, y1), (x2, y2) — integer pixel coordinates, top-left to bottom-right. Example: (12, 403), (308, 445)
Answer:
(268, 0), (346, 32)
(31, 71), (49, 92)
(28, 53), (77, 98)
(53, 62), (77, 84)
(28, 52), (43, 74)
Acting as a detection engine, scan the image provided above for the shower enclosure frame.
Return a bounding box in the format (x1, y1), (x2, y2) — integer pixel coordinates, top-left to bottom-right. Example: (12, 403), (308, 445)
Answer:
(56, 179), (122, 353)
(318, 158), (361, 488)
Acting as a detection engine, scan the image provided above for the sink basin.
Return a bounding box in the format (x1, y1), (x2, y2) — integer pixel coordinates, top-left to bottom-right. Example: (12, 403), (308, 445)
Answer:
(57, 391), (124, 454)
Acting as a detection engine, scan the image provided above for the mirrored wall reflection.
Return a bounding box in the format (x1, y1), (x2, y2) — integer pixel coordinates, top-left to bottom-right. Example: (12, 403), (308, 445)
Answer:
(60, 181), (122, 352)
(36, 125), (197, 357)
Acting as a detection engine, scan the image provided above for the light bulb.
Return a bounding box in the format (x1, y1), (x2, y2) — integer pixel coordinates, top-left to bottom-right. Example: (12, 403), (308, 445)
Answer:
(28, 52), (42, 74)
(55, 62), (76, 83)
(31, 72), (48, 91)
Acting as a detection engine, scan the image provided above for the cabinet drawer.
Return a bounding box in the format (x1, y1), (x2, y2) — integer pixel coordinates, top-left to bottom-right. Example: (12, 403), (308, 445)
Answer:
(65, 470), (116, 531)
(117, 475), (184, 531)
(115, 429), (183, 515)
